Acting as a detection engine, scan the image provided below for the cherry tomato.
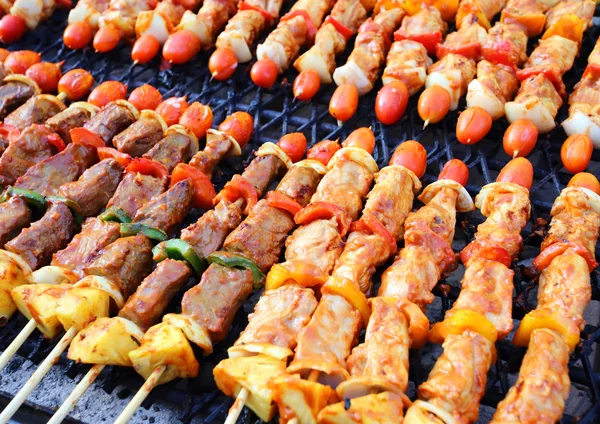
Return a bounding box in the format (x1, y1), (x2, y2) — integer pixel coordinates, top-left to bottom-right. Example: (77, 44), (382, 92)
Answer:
(456, 107), (492, 145)
(163, 30), (201, 64)
(128, 84), (163, 111)
(503, 119), (538, 158)
(375, 81), (409, 125)
(208, 48), (238, 81)
(389, 140), (427, 178)
(561, 134), (593, 174)
(4, 50), (41, 74)
(293, 70), (321, 101)
(277, 132), (307, 163)
(439, 159), (469, 187)
(93, 24), (121, 53)
(218, 111), (253, 148)
(342, 127), (375, 154)
(131, 34), (161, 64)
(497, 157), (533, 190)
(58, 68), (94, 101)
(88, 81), (127, 107)
(0, 15), (26, 44)
(156, 96), (190, 126)
(330, 83), (359, 122)
(307, 139), (341, 166)
(568, 172), (600, 195)
(179, 102), (213, 138)
(25, 62), (63, 93)
(0, 48), (10, 62)
(418, 86), (451, 127)
(250, 59), (278, 89)
(63, 21), (94, 50)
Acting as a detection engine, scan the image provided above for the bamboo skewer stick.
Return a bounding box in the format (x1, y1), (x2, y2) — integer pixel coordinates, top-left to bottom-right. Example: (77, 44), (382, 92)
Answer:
(0, 319), (36, 372)
(113, 365), (167, 424)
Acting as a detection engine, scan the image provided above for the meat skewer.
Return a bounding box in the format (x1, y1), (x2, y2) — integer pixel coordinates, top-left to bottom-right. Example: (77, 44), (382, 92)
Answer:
(62, 0), (112, 49)
(0, 0), (73, 44)
(403, 157), (534, 423)
(490, 174), (600, 423)
(318, 159), (474, 422)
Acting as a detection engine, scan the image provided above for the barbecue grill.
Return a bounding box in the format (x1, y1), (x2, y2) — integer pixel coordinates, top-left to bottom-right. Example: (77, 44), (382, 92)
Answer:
(0, 2), (599, 423)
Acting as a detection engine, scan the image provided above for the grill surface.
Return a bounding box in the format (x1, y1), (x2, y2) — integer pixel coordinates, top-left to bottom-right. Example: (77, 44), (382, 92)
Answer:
(0, 3), (599, 423)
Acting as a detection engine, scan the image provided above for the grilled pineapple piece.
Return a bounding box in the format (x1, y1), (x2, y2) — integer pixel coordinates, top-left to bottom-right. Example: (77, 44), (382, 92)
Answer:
(11, 283), (70, 338)
(56, 287), (110, 331)
(0, 250), (32, 325)
(68, 317), (143, 366)
(213, 354), (287, 422)
(270, 373), (339, 424)
(129, 322), (199, 384)
(318, 392), (405, 423)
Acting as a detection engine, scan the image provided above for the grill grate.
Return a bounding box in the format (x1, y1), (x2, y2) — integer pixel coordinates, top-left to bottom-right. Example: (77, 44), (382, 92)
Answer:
(0, 3), (599, 423)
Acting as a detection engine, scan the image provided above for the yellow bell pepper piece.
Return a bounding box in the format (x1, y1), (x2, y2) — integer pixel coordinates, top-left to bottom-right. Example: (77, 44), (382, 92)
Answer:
(430, 309), (498, 345)
(513, 308), (580, 352)
(265, 261), (328, 292)
(542, 15), (586, 45)
(395, 298), (430, 349)
(322, 277), (370, 326)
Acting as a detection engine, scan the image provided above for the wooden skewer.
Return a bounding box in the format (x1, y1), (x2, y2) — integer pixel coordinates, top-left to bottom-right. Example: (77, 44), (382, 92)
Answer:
(0, 318), (36, 372)
(0, 326), (78, 424)
(113, 365), (167, 424)
(47, 364), (105, 424)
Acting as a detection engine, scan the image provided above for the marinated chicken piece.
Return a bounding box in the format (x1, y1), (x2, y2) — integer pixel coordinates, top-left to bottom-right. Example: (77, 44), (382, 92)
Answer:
(51, 217), (121, 278)
(59, 158), (124, 217)
(382, 40), (432, 96)
(99, 0), (157, 39)
(394, 6), (447, 54)
(144, 131), (195, 173)
(467, 60), (519, 120)
(188, 132), (232, 176)
(426, 53), (477, 110)
(4, 95), (65, 130)
(84, 102), (137, 145)
(0, 124), (58, 186)
(6, 200), (75, 270)
(482, 22), (528, 67)
(501, 0), (546, 37)
(436, 16), (487, 60)
(15, 143), (98, 196)
(106, 172), (165, 218)
(456, 0), (506, 28)
(0, 79), (38, 119)
(113, 113), (164, 157)
(411, 331), (494, 424)
(523, 35), (577, 77)
(133, 179), (194, 234)
(275, 163), (323, 208)
(119, 259), (192, 330)
(223, 200), (294, 272)
(181, 199), (243, 258)
(0, 197), (31, 248)
(46, 105), (96, 144)
(491, 329), (570, 424)
(231, 285), (318, 354)
(181, 263), (253, 342)
(83, 235), (154, 298)
(216, 9), (269, 63)
(177, 0), (238, 49)
(68, 0), (112, 30)
(545, 0), (594, 29)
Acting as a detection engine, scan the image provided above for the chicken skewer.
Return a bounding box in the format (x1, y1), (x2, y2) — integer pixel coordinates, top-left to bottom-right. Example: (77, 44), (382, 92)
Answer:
(0, 112), (250, 423)
(216, 138), (422, 423)
(62, 0), (111, 49)
(490, 174), (600, 423)
(318, 158), (474, 422)
(403, 157), (534, 423)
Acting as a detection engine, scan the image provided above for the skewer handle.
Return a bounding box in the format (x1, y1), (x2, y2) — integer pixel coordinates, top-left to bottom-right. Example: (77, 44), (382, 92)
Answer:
(0, 326), (78, 424)
(47, 364), (105, 424)
(114, 365), (166, 424)
(224, 387), (248, 424)
(0, 318), (36, 373)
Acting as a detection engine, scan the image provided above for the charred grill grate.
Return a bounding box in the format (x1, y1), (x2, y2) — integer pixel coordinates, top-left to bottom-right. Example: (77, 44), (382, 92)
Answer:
(0, 2), (599, 423)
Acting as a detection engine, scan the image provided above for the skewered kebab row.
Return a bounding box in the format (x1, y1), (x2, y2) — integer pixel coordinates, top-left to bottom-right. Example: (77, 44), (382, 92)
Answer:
(0, 0), (72, 43)
(402, 158), (533, 424)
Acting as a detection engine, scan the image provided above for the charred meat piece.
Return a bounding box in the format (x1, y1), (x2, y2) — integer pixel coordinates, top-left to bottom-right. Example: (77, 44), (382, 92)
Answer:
(0, 79), (37, 119)
(51, 217), (121, 278)
(46, 106), (95, 144)
(15, 143), (98, 196)
(113, 114), (164, 157)
(4, 95), (65, 130)
(106, 172), (165, 219)
(242, 155), (286, 194)
(0, 196), (32, 248)
(84, 102), (137, 145)
(5, 200), (75, 270)
(59, 159), (124, 217)
(144, 131), (194, 173)
(189, 133), (232, 176)
(119, 259), (192, 330)
(83, 235), (153, 299)
(132, 180), (194, 234)
(0, 124), (58, 186)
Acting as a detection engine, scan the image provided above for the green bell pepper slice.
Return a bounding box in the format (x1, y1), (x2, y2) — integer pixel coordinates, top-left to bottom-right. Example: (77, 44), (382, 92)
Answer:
(207, 251), (265, 288)
(152, 239), (206, 276)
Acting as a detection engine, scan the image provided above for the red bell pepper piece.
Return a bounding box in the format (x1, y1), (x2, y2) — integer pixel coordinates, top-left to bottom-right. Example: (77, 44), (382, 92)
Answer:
(266, 191), (303, 216)
(482, 40), (520, 69)
(0, 124), (20, 144)
(171, 163), (216, 210)
(294, 201), (352, 237)
(214, 174), (260, 215)
(583, 63), (600, 79)
(97, 147), (132, 168)
(394, 30), (442, 56)
(126, 158), (169, 183)
(46, 132), (66, 152)
(324, 15), (354, 40)
(435, 41), (481, 61)
(350, 214), (397, 255)
(516, 67), (567, 99)
(69, 127), (105, 149)
(239, 2), (273, 25)
(281, 10), (317, 42)
(460, 240), (512, 268)
(533, 241), (597, 271)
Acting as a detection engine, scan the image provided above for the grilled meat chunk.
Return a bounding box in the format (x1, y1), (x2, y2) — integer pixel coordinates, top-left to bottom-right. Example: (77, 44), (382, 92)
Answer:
(106, 172), (165, 218)
(144, 131), (195, 173)
(113, 114), (164, 157)
(0, 80), (37, 119)
(4, 95), (65, 130)
(46, 105), (95, 144)
(84, 102), (137, 145)
(242, 154), (286, 194)
(0, 197), (31, 248)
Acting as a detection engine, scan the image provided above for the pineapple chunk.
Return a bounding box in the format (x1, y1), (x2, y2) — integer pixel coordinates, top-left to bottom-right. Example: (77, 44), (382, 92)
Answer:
(162, 313), (212, 353)
(0, 250), (32, 324)
(129, 322), (199, 384)
(213, 354), (287, 422)
(318, 392), (405, 423)
(68, 317), (144, 366)
(270, 373), (339, 424)
(11, 283), (70, 338)
(56, 287), (110, 331)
